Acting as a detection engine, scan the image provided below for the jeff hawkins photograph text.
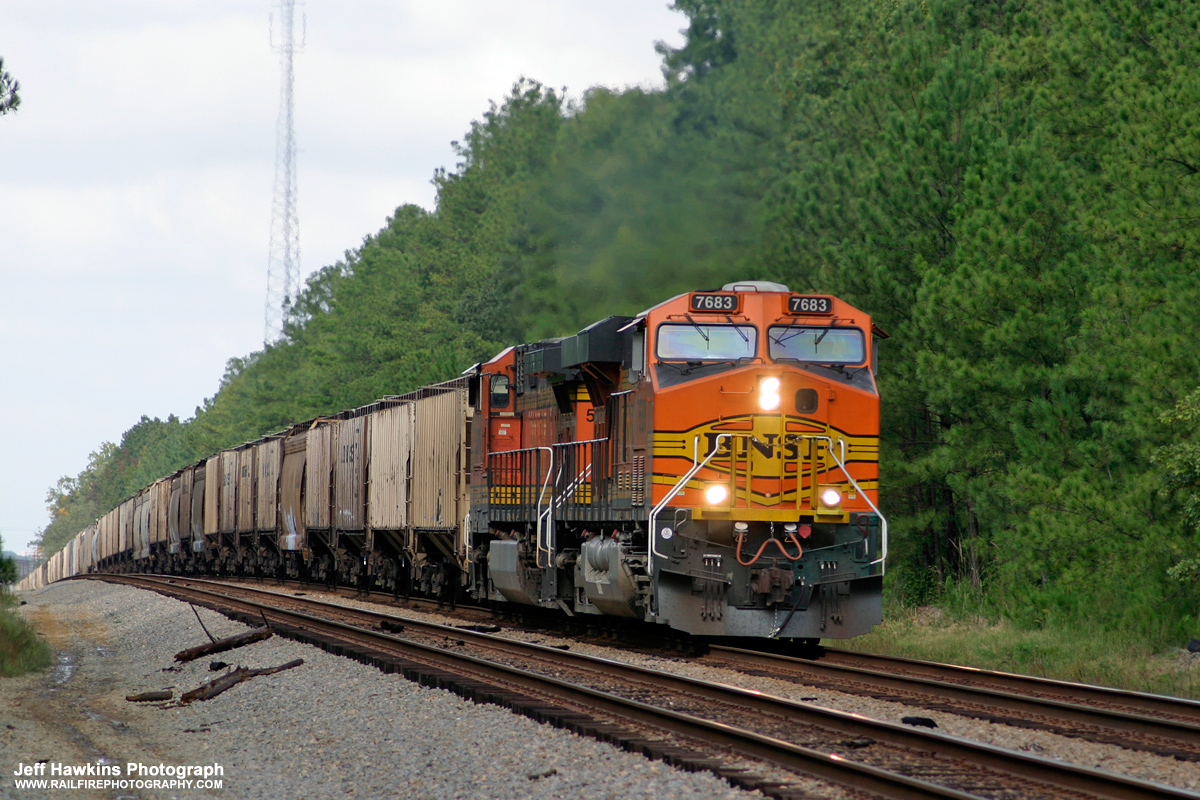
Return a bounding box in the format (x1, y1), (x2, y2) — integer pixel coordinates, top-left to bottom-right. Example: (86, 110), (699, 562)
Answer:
(11, 761), (224, 790)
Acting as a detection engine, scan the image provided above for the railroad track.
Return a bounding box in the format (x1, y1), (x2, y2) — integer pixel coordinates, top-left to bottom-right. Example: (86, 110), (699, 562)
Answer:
(706, 646), (1200, 760)
(206, 574), (498, 623)
(216, 575), (1200, 759)
(213, 574), (704, 651)
(816, 648), (1200, 725)
(86, 574), (1199, 800)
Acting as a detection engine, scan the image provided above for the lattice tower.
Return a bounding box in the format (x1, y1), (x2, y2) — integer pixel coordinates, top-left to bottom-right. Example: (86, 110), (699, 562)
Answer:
(264, 0), (303, 344)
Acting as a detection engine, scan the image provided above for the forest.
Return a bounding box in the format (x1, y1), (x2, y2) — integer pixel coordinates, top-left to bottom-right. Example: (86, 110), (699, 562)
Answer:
(38, 0), (1200, 648)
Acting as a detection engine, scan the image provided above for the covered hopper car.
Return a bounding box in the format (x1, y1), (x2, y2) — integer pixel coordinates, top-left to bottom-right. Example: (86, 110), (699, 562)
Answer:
(20, 281), (887, 640)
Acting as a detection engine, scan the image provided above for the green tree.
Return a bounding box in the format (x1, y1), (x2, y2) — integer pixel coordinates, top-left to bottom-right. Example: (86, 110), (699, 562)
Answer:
(1153, 389), (1200, 583)
(0, 57), (19, 116)
(0, 533), (16, 586)
(38, 416), (200, 555)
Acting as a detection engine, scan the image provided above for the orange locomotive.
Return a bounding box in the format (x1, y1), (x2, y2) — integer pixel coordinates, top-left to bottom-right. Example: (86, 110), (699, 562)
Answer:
(470, 280), (887, 639)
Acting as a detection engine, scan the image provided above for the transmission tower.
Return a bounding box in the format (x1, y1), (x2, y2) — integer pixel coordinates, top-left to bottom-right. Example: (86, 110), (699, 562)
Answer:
(264, 0), (303, 345)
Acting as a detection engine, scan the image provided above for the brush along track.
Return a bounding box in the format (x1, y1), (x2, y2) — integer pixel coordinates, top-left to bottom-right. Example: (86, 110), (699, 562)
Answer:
(83, 574), (1198, 800)
(706, 646), (1200, 761)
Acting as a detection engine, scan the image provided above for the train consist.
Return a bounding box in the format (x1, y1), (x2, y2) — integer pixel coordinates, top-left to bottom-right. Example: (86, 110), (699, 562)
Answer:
(20, 281), (887, 639)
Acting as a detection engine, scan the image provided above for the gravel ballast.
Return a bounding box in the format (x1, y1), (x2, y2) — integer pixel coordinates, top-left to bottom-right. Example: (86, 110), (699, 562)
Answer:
(2, 581), (768, 800)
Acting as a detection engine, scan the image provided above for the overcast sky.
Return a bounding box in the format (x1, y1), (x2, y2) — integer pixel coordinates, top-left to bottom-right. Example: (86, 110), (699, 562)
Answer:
(0, 1), (687, 555)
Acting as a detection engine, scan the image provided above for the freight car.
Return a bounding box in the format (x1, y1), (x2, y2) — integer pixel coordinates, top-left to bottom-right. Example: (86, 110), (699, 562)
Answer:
(20, 281), (887, 640)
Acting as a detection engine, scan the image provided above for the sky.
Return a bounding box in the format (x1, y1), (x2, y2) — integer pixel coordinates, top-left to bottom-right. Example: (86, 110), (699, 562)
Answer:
(0, 1), (687, 556)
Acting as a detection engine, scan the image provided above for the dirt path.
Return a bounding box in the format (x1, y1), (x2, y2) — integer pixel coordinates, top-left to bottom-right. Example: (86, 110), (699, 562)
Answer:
(1, 591), (214, 800)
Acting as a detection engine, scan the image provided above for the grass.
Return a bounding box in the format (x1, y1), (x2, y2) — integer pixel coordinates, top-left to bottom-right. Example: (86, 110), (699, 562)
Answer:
(0, 591), (53, 677)
(842, 604), (1200, 700)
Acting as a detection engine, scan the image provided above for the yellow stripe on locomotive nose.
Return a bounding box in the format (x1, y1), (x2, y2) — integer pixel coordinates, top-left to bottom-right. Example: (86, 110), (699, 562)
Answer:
(651, 414), (878, 508)
(653, 416), (878, 467)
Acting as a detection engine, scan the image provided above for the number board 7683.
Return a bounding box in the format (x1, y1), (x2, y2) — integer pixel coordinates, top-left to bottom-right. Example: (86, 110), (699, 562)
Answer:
(787, 295), (834, 315)
(689, 293), (740, 313)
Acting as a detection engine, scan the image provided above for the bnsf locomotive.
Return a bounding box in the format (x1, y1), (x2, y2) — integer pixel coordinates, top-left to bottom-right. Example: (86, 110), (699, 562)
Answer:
(22, 281), (887, 640)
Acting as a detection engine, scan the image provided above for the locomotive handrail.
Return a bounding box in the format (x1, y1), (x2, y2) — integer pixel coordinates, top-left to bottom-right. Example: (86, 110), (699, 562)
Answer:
(555, 463), (592, 509)
(488, 445), (558, 568)
(530, 446), (555, 569)
(648, 434), (732, 564)
(550, 437), (606, 511)
(647, 433), (886, 571)
(812, 435), (888, 570)
(553, 437), (609, 447)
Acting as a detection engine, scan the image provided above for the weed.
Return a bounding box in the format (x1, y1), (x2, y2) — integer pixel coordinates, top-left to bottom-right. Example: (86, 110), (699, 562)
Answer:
(846, 604), (1200, 699)
(0, 591), (52, 677)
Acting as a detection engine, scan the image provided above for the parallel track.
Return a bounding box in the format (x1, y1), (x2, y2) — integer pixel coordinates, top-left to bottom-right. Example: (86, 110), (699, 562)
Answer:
(816, 648), (1200, 724)
(87, 574), (1200, 800)
(707, 646), (1200, 760)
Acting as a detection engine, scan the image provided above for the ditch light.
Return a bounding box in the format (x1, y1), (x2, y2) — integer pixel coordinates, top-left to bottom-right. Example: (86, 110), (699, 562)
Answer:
(818, 485), (843, 512)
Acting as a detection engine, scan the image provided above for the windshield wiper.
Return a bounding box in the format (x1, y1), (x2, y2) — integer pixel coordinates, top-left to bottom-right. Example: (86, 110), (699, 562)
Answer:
(813, 316), (841, 347)
(684, 314), (710, 345)
(773, 328), (804, 346)
(725, 316), (749, 343)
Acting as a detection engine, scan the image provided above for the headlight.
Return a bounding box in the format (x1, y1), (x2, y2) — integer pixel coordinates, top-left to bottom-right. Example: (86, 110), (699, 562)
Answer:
(818, 486), (842, 510)
(758, 376), (782, 411)
(704, 484), (729, 505)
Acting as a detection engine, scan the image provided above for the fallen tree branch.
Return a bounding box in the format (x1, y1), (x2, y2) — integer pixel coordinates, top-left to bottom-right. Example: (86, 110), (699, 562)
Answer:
(174, 627), (272, 663)
(180, 659), (304, 703)
(190, 604), (217, 643)
(181, 669), (248, 703)
(126, 690), (173, 702)
(244, 659), (304, 677)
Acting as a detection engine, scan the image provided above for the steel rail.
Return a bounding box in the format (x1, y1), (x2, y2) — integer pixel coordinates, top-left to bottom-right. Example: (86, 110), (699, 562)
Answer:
(93, 575), (1200, 800)
(808, 647), (1200, 724)
(204, 575), (494, 618)
(708, 645), (1200, 758)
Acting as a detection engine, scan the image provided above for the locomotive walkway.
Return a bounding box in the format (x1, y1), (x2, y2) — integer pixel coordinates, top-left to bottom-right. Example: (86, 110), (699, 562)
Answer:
(86, 574), (1200, 800)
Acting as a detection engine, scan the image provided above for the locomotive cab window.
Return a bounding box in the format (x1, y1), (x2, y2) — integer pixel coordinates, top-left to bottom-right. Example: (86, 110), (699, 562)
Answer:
(656, 323), (758, 361)
(768, 326), (865, 364)
(489, 374), (511, 409)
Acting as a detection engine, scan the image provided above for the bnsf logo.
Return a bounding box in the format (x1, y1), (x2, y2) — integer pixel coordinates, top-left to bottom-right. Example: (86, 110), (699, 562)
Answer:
(702, 432), (800, 461)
